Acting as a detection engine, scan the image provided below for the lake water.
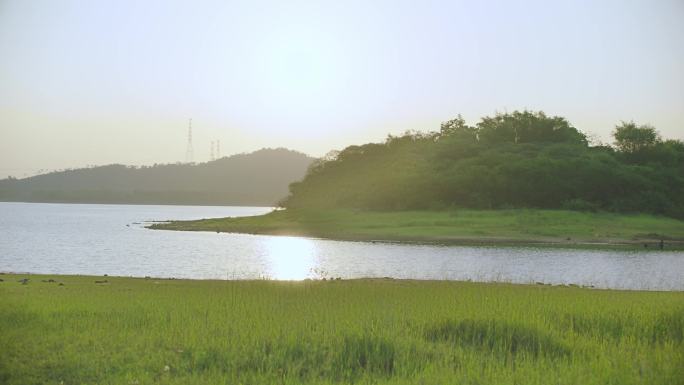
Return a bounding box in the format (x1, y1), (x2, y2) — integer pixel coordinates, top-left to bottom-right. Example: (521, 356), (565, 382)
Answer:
(1, 202), (683, 290)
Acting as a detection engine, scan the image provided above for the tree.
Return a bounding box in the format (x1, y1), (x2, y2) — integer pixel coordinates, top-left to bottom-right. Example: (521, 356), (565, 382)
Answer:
(613, 121), (660, 153)
(439, 115), (478, 142)
(281, 111), (684, 218)
(477, 111), (587, 145)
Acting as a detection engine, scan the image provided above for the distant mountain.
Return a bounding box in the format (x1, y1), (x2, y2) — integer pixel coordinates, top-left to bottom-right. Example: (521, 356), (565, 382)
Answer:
(0, 148), (316, 206)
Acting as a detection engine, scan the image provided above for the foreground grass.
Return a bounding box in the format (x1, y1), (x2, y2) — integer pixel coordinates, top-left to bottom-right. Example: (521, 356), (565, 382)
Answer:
(151, 208), (684, 248)
(1, 274), (683, 384)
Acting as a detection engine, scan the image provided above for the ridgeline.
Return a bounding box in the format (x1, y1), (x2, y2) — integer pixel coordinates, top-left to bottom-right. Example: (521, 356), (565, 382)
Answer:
(0, 148), (314, 206)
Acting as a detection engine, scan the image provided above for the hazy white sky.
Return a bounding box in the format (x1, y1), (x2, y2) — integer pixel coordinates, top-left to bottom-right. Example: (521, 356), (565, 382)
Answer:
(1, 0), (682, 178)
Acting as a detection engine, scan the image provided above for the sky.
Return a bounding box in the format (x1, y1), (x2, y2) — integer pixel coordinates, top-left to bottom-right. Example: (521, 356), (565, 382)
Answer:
(1, 0), (682, 178)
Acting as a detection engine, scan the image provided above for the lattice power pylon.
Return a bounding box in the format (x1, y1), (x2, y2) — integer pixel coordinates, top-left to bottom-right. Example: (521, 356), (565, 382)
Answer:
(185, 118), (194, 163)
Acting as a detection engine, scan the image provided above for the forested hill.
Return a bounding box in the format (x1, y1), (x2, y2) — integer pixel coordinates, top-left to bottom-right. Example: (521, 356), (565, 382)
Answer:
(0, 148), (315, 206)
(283, 111), (684, 219)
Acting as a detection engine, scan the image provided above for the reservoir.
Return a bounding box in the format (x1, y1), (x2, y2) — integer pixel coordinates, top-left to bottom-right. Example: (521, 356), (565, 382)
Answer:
(1, 202), (682, 290)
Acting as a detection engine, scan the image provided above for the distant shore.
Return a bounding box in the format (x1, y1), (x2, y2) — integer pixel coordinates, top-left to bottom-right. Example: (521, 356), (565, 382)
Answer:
(149, 208), (684, 250)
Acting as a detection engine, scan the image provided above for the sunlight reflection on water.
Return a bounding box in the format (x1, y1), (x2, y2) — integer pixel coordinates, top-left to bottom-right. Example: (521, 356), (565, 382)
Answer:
(262, 236), (317, 280)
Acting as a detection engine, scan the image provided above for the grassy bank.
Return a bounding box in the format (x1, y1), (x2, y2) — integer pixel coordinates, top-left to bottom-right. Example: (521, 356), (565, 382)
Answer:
(1, 274), (683, 384)
(150, 209), (684, 248)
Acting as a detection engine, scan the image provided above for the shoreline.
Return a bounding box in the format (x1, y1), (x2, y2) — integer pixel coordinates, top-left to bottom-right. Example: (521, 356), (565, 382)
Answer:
(0, 200), (275, 208)
(152, 227), (684, 250)
(2, 272), (679, 293)
(149, 208), (684, 251)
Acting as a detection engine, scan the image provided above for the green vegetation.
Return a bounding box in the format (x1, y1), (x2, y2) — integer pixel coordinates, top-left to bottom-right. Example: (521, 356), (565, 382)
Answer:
(1, 274), (682, 384)
(0, 148), (313, 206)
(151, 208), (684, 247)
(151, 113), (684, 247)
(283, 111), (684, 219)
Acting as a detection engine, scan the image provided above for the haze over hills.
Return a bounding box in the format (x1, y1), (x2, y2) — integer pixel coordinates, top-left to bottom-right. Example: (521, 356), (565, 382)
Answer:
(0, 148), (315, 207)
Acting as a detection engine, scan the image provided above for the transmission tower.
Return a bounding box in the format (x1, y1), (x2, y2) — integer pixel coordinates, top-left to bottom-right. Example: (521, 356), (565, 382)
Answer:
(185, 118), (194, 163)
(216, 140), (221, 159)
(210, 140), (215, 161)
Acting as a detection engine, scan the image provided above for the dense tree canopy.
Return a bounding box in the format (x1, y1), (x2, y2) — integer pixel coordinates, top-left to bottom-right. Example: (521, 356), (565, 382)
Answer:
(283, 111), (684, 218)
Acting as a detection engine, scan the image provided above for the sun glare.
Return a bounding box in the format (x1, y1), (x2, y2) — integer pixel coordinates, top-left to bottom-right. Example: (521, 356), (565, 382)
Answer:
(249, 25), (351, 120)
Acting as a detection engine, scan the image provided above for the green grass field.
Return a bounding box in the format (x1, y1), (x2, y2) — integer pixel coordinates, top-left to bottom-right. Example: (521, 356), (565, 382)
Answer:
(151, 208), (684, 248)
(1, 274), (683, 384)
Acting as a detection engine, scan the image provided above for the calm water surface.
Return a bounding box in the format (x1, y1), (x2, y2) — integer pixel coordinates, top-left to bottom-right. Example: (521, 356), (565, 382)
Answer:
(1, 202), (682, 290)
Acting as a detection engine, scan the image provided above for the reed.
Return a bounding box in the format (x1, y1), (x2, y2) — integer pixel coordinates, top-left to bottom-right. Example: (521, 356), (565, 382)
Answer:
(1, 274), (682, 384)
